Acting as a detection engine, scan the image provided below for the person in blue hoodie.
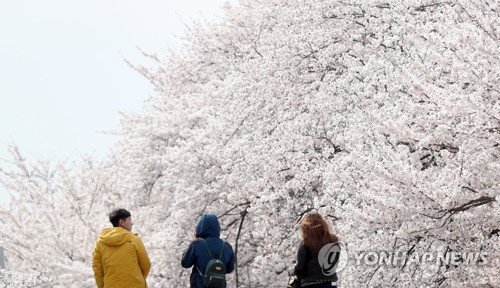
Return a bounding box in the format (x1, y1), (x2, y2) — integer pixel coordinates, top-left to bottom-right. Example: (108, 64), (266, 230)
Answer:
(181, 213), (236, 288)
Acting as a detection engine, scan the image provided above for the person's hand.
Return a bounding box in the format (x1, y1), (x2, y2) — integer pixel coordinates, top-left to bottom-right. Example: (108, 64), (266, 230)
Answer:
(287, 275), (299, 288)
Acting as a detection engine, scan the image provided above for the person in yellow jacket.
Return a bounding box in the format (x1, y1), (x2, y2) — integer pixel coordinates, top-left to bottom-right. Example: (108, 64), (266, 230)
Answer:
(92, 208), (151, 288)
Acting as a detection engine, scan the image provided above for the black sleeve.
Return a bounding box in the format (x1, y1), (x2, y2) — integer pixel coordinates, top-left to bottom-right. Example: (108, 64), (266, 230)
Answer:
(181, 240), (197, 268)
(225, 242), (236, 274)
(293, 244), (307, 276)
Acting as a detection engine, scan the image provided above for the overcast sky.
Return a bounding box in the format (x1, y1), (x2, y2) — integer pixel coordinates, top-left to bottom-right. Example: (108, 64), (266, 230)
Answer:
(0, 0), (235, 204)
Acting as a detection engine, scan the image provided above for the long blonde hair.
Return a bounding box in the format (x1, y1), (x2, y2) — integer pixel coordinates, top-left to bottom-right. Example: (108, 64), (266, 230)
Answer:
(300, 212), (339, 253)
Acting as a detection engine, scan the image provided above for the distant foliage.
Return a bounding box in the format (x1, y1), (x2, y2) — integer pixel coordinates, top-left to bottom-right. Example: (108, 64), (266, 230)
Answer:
(1, 0), (498, 287)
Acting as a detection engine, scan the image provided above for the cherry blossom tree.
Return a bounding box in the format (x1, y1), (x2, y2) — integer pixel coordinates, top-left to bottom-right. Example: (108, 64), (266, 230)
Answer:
(1, 0), (498, 287)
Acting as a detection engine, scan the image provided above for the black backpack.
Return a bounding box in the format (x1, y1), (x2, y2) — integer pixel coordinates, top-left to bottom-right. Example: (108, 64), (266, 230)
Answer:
(201, 239), (226, 288)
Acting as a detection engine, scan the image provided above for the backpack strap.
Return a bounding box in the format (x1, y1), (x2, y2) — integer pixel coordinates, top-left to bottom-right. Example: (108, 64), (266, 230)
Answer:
(217, 240), (225, 260)
(197, 239), (211, 276)
(202, 239), (225, 260)
(202, 239), (212, 258)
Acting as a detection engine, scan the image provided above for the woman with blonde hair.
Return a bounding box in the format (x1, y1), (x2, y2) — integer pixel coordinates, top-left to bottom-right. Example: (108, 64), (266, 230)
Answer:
(292, 212), (339, 288)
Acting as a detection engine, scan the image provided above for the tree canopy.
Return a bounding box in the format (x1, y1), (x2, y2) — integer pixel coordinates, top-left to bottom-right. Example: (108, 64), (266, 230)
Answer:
(1, 0), (498, 287)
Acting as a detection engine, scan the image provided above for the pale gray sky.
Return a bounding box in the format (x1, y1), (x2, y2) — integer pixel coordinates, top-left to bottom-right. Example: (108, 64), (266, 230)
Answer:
(0, 0), (235, 204)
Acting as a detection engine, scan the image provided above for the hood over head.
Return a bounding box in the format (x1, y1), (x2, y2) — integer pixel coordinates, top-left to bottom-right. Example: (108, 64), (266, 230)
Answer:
(98, 227), (134, 246)
(196, 213), (221, 238)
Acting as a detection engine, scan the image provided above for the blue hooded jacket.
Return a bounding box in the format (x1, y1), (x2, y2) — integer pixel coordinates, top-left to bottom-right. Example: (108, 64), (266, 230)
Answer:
(181, 213), (236, 288)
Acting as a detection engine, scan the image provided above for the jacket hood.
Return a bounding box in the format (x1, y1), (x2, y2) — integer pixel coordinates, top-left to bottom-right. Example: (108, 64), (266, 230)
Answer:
(196, 213), (221, 238)
(98, 227), (134, 246)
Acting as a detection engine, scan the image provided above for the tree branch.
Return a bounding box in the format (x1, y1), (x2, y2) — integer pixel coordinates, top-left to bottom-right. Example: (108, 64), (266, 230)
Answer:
(447, 196), (496, 213)
(235, 208), (248, 288)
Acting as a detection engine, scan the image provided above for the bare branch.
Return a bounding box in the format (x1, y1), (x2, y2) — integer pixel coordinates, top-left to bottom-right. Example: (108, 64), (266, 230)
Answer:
(447, 196), (496, 213)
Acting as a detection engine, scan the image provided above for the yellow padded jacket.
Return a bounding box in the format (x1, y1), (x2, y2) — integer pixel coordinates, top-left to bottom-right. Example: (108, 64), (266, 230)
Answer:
(92, 227), (151, 288)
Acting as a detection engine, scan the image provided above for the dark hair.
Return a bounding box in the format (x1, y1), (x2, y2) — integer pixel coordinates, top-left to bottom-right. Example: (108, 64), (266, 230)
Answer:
(300, 212), (339, 253)
(109, 208), (131, 227)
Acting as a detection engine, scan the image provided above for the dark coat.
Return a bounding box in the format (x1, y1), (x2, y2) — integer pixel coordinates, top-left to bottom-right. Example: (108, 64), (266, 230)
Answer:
(294, 243), (338, 286)
(181, 213), (235, 288)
